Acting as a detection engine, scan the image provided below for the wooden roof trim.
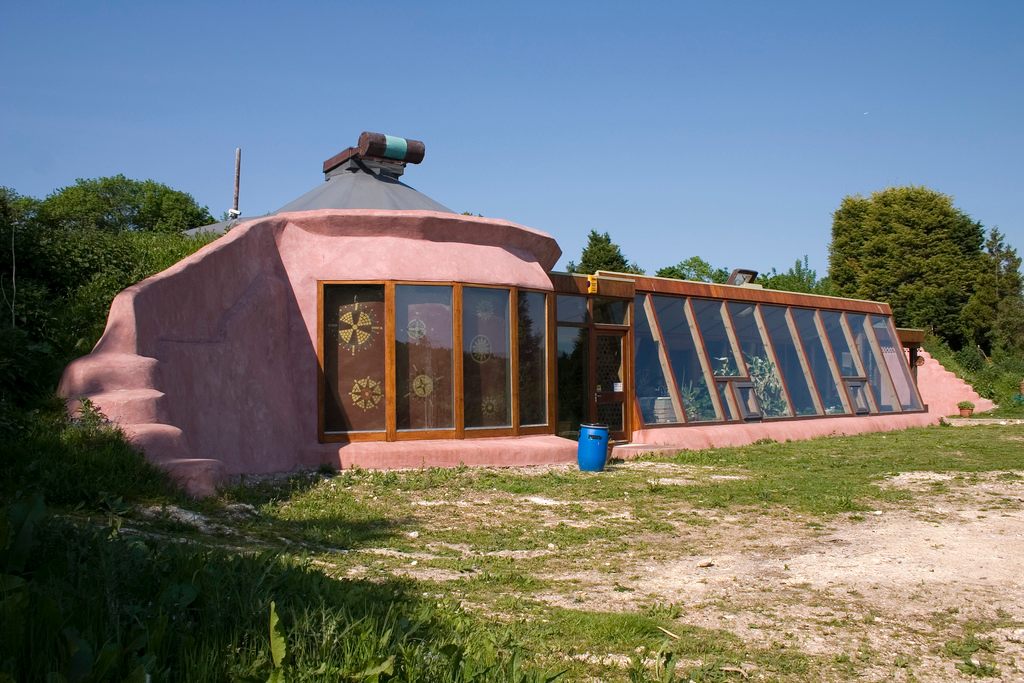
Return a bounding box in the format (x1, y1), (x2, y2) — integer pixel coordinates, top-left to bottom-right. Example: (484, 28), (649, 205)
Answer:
(548, 271), (893, 316)
(896, 328), (925, 345)
(596, 272), (893, 315)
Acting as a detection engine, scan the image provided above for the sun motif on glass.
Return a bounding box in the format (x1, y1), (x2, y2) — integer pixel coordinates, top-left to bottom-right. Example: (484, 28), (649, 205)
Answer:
(407, 318), (427, 341)
(476, 300), (495, 320)
(481, 394), (502, 416)
(470, 335), (492, 364)
(349, 377), (383, 410)
(337, 302), (381, 355)
(412, 374), (434, 398)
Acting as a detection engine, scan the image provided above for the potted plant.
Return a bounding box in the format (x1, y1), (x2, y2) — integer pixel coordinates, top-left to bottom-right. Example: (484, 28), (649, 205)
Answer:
(957, 400), (975, 418)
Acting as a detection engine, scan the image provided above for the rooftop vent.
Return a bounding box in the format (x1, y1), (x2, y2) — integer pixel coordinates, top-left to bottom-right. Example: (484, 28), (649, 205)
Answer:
(322, 132), (426, 180)
(726, 268), (760, 287)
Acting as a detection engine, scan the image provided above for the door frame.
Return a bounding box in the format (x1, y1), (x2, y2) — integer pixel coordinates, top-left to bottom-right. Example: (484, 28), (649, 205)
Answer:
(590, 328), (630, 441)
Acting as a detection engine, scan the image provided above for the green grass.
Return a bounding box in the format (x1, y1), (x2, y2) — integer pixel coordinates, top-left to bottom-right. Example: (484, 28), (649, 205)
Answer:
(240, 425), (1024, 525)
(1, 400), (182, 508)
(1, 496), (564, 682)
(5, 410), (1024, 681)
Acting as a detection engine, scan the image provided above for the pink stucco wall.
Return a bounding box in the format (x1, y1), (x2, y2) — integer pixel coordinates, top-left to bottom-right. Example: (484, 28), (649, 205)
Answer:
(59, 210), (566, 495)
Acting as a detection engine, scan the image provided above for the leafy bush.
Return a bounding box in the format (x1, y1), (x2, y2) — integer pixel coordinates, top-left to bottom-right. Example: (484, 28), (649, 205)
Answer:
(1, 403), (179, 507)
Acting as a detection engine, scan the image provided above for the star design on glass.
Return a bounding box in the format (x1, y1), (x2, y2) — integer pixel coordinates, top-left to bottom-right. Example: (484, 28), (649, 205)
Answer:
(476, 300), (495, 320)
(349, 377), (383, 410)
(411, 374), (434, 398)
(407, 318), (427, 341)
(337, 302), (381, 355)
(470, 335), (492, 364)
(481, 394), (502, 416)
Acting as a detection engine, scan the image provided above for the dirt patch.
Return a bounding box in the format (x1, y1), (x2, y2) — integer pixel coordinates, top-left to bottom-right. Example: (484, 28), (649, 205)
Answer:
(529, 473), (1024, 681)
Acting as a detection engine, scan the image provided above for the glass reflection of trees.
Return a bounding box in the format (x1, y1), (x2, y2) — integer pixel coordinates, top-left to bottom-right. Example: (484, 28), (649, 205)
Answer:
(517, 291), (548, 425)
(556, 327), (588, 438)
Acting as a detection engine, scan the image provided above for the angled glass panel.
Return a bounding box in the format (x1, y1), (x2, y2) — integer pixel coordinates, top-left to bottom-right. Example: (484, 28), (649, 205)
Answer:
(845, 380), (871, 414)
(463, 287), (511, 429)
(690, 299), (741, 377)
(323, 284), (386, 432)
(760, 305), (819, 416)
(556, 326), (588, 439)
(734, 382), (762, 420)
(727, 303), (790, 417)
(846, 313), (900, 413)
(716, 381), (738, 421)
(396, 285), (455, 430)
(820, 310), (861, 377)
(634, 295), (683, 424)
(791, 308), (849, 415)
(517, 291), (548, 426)
(652, 296), (718, 422)
(869, 315), (923, 411)
(556, 295), (589, 324)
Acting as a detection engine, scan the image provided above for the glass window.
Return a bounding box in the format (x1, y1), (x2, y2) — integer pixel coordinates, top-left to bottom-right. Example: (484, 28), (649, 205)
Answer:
(716, 381), (738, 421)
(463, 287), (511, 429)
(395, 285), (455, 430)
(846, 381), (871, 414)
(869, 315), (923, 411)
(690, 299), (741, 377)
(734, 383), (762, 420)
(820, 310), (861, 377)
(323, 284), (387, 432)
(634, 295), (683, 424)
(517, 291), (548, 426)
(760, 305), (819, 416)
(846, 313), (899, 413)
(556, 295), (589, 324)
(727, 303), (790, 417)
(556, 327), (589, 439)
(791, 308), (849, 415)
(653, 296), (719, 422)
(593, 297), (629, 325)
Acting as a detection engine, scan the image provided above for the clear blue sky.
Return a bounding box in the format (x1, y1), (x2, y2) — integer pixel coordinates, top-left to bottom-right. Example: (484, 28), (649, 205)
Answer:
(2, 1), (1022, 275)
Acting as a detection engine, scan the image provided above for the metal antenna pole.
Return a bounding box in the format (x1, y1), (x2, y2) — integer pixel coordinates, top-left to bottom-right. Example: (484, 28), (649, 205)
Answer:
(232, 147), (241, 217)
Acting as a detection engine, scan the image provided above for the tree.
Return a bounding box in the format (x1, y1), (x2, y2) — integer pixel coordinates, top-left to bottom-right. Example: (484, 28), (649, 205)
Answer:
(828, 186), (985, 348)
(961, 229), (1024, 353)
(759, 256), (834, 295)
(656, 256), (728, 283)
(37, 175), (213, 233)
(565, 230), (644, 275)
(1, 179), (215, 415)
(0, 188), (41, 328)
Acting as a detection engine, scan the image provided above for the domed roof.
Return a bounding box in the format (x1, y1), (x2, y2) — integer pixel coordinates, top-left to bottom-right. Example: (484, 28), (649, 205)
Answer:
(188, 132), (452, 236)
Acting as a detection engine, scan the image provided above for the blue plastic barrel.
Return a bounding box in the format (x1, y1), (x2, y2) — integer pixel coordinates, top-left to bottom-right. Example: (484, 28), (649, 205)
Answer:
(577, 423), (610, 472)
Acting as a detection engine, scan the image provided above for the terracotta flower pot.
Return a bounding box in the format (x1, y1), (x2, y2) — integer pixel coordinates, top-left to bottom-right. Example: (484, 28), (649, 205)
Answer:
(959, 408), (974, 418)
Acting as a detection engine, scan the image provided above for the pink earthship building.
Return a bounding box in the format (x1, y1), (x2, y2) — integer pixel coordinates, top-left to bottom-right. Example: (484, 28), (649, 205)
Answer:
(58, 132), (992, 496)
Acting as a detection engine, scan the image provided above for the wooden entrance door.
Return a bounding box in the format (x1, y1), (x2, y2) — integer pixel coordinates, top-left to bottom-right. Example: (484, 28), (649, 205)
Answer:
(592, 330), (628, 441)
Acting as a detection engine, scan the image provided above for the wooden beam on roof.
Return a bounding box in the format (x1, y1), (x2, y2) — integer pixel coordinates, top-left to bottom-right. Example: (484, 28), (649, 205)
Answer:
(896, 328), (925, 346)
(618, 273), (893, 315)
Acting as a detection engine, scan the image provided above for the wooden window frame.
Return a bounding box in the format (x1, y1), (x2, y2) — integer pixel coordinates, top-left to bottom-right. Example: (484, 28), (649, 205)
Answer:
(319, 281), (554, 443)
(517, 288), (553, 433)
(867, 314), (925, 413)
(809, 309), (854, 415)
